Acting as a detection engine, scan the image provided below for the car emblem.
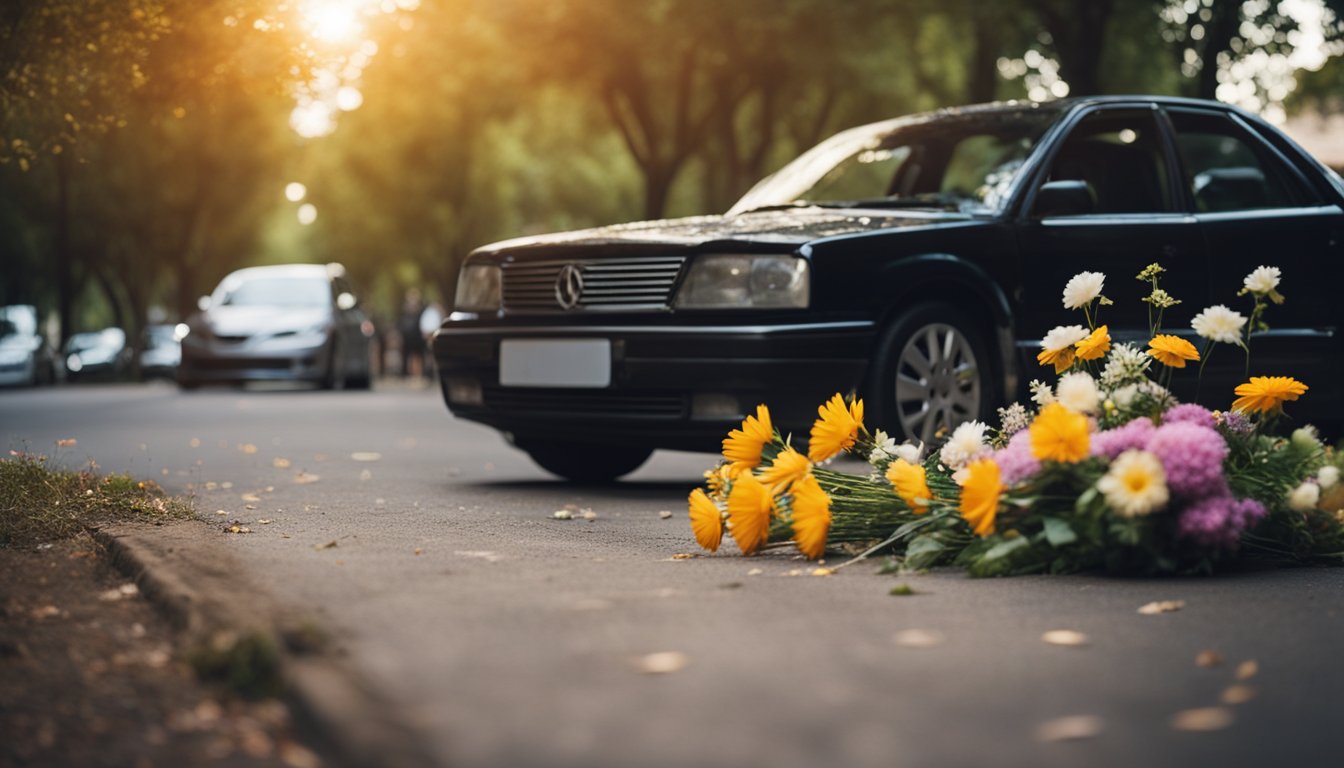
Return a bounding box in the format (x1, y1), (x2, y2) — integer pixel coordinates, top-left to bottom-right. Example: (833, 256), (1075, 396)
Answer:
(555, 263), (585, 310)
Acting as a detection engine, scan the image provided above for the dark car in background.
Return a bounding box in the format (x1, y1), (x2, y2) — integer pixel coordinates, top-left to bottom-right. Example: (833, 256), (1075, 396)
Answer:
(433, 96), (1344, 481)
(64, 328), (132, 382)
(178, 263), (374, 390)
(140, 323), (185, 380)
(0, 305), (58, 387)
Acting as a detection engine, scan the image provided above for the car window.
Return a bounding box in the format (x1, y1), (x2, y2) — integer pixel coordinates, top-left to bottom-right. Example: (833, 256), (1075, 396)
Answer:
(217, 276), (330, 308)
(1167, 110), (1311, 212)
(1044, 110), (1173, 214)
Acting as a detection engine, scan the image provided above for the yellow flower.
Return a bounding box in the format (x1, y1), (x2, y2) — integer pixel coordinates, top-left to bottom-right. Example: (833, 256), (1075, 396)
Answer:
(1029, 402), (1090, 463)
(1074, 325), (1111, 361)
(808, 393), (864, 463)
(886, 458), (932, 513)
(727, 473), (774, 555)
(789, 474), (832, 560)
(1037, 325), (1088, 373)
(1036, 347), (1075, 374)
(959, 459), (1002, 537)
(758, 445), (812, 494)
(1232, 376), (1309, 415)
(688, 488), (724, 552)
(1146, 334), (1200, 368)
(722, 404), (773, 473)
(703, 463), (737, 502)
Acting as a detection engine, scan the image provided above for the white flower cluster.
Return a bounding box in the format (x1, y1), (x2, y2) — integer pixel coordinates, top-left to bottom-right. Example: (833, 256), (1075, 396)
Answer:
(867, 430), (923, 466)
(938, 421), (990, 470)
(1055, 372), (1101, 414)
(1099, 343), (1151, 389)
(1040, 324), (1089, 353)
(1029, 379), (1055, 407)
(1109, 381), (1170, 409)
(1243, 265), (1282, 295)
(997, 402), (1031, 437)
(1191, 305), (1246, 345)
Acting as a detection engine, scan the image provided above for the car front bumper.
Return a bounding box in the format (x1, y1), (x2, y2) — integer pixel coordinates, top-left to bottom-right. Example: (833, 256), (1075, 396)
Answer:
(178, 336), (331, 384)
(431, 319), (876, 451)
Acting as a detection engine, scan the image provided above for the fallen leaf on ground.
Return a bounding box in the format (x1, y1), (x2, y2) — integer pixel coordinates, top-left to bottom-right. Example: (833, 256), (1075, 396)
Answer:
(240, 444), (258, 454)
(359, 469), (373, 481)
(30, 605), (61, 619)
(455, 550), (502, 562)
(580, 508), (597, 521)
(552, 509), (573, 520)
(316, 540), (338, 550)
(56, 438), (77, 447)
(658, 510), (673, 519)
(635, 651), (689, 674)
(226, 525), (251, 534)
(1041, 630), (1090, 647)
(245, 504), (257, 510)
(214, 510), (228, 516)
(1138, 600), (1185, 615)
(893, 629), (944, 648)
(351, 452), (382, 462)
(669, 553), (696, 560)
(413, 548), (423, 555)
(241, 493), (261, 503)
(1036, 715), (1103, 742)
(272, 457), (291, 469)
(1236, 660), (1259, 680)
(258, 519), (273, 525)
(293, 472), (320, 485)
(1196, 650), (1225, 668)
(1170, 707), (1235, 731)
(1221, 685), (1257, 705)
(189, 438), (201, 448)
(811, 567), (834, 576)
(747, 568), (764, 576)
(98, 584), (139, 602)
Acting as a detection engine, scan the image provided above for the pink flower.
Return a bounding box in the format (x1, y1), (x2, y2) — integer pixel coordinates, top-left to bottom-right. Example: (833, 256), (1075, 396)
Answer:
(1091, 417), (1156, 460)
(1145, 422), (1229, 498)
(1163, 404), (1216, 430)
(992, 430), (1041, 486)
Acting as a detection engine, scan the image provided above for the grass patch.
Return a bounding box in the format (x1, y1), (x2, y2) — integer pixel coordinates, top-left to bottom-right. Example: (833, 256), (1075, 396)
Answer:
(0, 450), (194, 547)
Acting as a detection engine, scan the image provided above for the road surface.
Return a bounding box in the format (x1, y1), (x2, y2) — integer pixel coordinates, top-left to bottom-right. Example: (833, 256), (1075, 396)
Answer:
(3, 382), (1341, 767)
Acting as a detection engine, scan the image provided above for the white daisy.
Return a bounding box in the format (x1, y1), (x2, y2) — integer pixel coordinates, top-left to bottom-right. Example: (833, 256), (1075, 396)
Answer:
(938, 421), (990, 470)
(1318, 465), (1340, 490)
(1242, 265), (1281, 295)
(893, 441), (924, 465)
(1288, 481), (1321, 512)
(1040, 324), (1090, 353)
(1096, 450), (1169, 517)
(1062, 271), (1106, 310)
(1191, 305), (1246, 345)
(1055, 372), (1101, 414)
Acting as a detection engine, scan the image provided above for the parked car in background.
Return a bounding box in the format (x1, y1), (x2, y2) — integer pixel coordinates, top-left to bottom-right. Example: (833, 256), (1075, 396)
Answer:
(64, 327), (132, 382)
(140, 323), (184, 380)
(434, 95), (1344, 481)
(0, 305), (58, 387)
(177, 263), (374, 390)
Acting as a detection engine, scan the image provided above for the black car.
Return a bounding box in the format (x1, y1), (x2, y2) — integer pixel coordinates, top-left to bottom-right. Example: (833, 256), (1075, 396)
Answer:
(178, 263), (374, 390)
(433, 96), (1344, 481)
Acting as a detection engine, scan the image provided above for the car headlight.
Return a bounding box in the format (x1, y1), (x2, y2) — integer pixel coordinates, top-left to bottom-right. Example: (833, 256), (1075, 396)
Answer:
(454, 263), (501, 311)
(674, 254), (810, 309)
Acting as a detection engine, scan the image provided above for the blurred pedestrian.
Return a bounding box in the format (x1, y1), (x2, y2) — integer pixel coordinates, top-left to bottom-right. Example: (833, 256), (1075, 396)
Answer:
(399, 288), (426, 379)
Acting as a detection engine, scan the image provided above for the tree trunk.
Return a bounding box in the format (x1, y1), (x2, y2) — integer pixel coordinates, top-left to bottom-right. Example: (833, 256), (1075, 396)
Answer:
(54, 153), (74, 347)
(1194, 1), (1240, 100)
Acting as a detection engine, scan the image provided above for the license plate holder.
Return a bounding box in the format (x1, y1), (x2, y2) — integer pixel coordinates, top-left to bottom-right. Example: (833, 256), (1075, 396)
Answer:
(498, 339), (611, 388)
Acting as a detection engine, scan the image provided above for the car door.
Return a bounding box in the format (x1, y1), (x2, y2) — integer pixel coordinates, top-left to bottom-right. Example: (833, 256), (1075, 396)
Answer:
(1163, 107), (1344, 420)
(1015, 107), (1208, 377)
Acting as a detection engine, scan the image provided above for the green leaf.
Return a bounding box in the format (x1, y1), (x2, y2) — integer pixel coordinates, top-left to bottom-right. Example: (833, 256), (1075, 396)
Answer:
(904, 534), (947, 570)
(1043, 516), (1077, 547)
(982, 536), (1030, 561)
(1075, 487), (1100, 514)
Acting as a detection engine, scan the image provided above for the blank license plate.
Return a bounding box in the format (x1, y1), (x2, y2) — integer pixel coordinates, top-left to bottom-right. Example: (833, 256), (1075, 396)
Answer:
(499, 339), (611, 388)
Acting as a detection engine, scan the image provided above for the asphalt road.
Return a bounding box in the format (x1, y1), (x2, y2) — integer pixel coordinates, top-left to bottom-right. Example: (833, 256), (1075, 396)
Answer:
(4, 383), (1342, 768)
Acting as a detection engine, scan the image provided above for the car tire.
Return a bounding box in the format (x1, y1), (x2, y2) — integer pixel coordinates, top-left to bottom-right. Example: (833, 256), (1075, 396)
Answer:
(867, 302), (998, 447)
(522, 441), (653, 483)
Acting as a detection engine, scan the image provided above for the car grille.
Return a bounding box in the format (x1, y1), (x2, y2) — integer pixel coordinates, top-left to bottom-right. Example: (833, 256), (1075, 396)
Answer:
(501, 257), (686, 312)
(483, 387), (686, 419)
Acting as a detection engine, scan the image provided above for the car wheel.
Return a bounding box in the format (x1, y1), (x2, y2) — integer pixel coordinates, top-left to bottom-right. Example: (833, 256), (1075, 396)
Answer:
(868, 302), (996, 447)
(522, 441), (653, 483)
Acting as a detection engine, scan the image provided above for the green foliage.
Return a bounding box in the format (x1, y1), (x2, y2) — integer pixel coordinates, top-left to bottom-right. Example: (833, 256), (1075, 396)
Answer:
(0, 449), (194, 547)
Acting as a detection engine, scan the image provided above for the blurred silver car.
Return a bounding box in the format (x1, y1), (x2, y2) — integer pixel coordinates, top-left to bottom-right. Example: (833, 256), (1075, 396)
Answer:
(141, 324), (184, 380)
(64, 327), (131, 382)
(177, 263), (373, 389)
(0, 305), (58, 387)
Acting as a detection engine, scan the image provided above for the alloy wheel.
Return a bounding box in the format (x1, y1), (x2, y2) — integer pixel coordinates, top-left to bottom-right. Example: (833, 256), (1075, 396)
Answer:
(893, 322), (983, 446)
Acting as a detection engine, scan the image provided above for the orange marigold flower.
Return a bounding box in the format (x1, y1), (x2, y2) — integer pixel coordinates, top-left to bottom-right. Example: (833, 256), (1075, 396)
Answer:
(688, 488), (724, 552)
(1147, 334), (1200, 368)
(727, 473), (774, 555)
(808, 393), (864, 463)
(959, 459), (1002, 537)
(722, 404), (774, 473)
(1232, 376), (1309, 415)
(1075, 325), (1111, 361)
(885, 458), (932, 513)
(1029, 402), (1091, 463)
(789, 474), (832, 560)
(758, 445), (812, 494)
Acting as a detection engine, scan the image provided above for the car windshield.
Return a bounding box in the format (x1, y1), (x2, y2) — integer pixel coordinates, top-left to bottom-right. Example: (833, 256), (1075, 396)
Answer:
(216, 276), (330, 308)
(728, 108), (1060, 216)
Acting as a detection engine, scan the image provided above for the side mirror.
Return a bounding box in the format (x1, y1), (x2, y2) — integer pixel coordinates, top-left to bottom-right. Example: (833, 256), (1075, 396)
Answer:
(197, 295), (212, 311)
(336, 292), (358, 311)
(1033, 180), (1096, 218)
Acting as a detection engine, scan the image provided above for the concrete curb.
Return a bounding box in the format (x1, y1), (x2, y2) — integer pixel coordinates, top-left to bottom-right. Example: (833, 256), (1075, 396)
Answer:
(94, 521), (441, 768)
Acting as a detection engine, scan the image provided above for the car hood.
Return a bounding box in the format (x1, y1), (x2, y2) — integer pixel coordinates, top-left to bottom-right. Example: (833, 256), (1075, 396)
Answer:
(477, 208), (975, 255)
(204, 306), (330, 336)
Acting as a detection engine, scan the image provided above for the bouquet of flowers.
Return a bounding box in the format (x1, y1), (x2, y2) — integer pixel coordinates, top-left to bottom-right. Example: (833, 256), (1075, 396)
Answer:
(687, 264), (1344, 576)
